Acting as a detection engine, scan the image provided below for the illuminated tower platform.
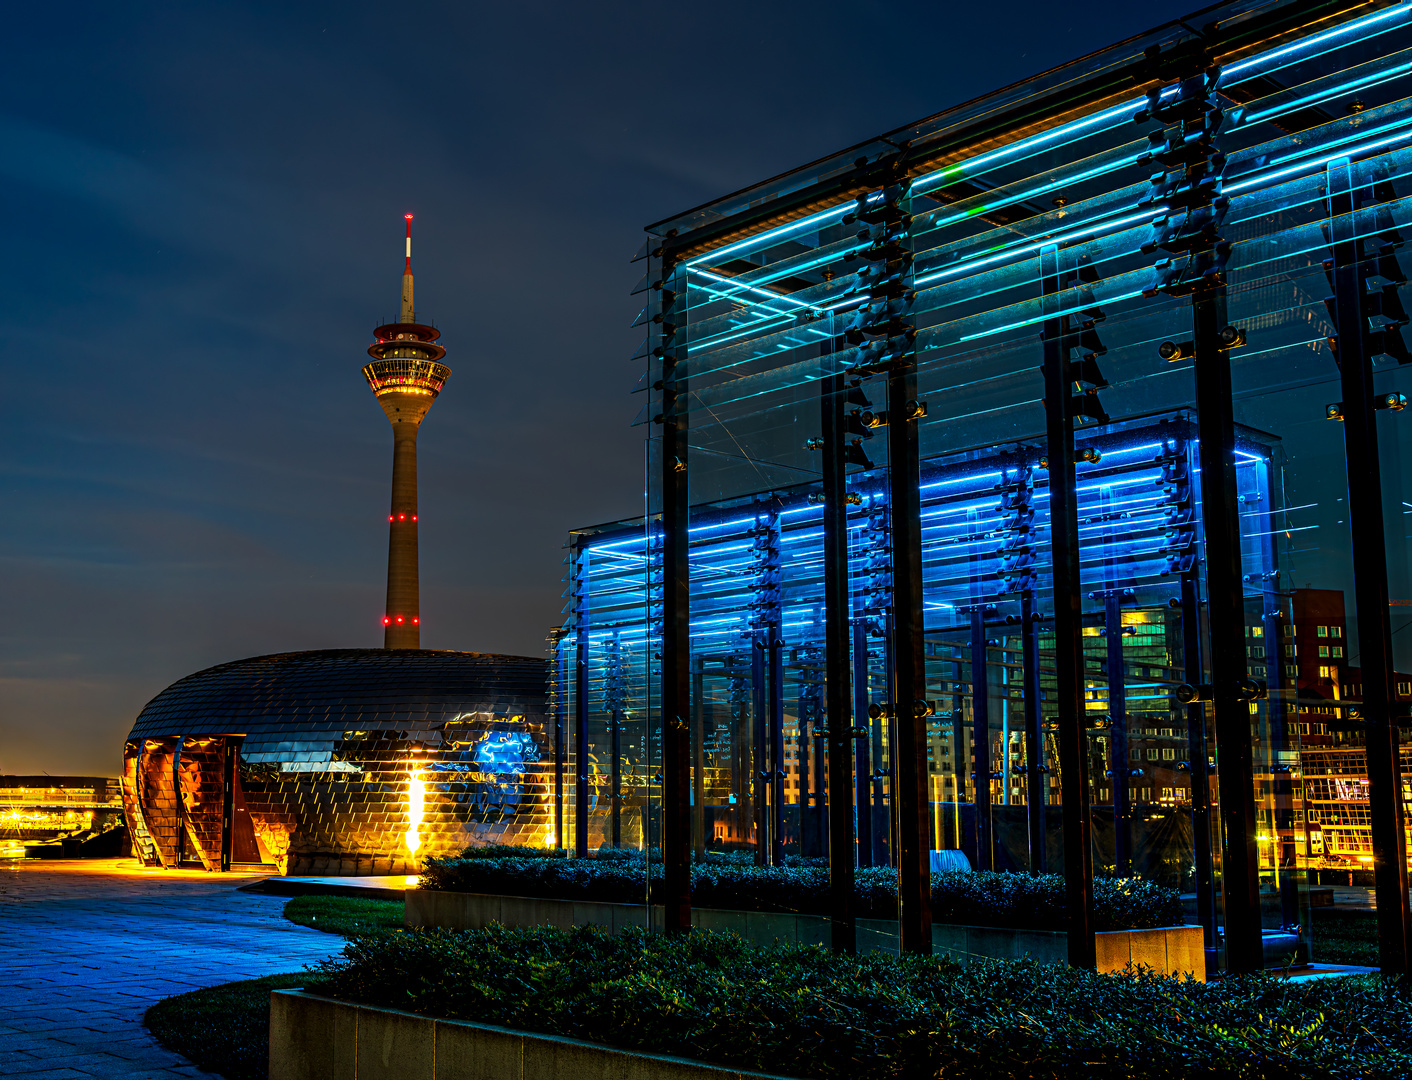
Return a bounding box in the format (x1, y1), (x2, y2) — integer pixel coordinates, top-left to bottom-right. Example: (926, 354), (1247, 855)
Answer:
(363, 214), (450, 649)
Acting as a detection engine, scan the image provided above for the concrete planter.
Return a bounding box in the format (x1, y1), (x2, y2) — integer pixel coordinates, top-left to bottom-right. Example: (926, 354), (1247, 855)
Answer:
(269, 989), (798, 1080)
(405, 890), (1204, 979)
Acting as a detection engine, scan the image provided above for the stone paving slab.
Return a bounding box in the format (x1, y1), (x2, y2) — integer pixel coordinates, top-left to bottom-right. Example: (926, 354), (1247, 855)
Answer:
(0, 858), (340, 1078)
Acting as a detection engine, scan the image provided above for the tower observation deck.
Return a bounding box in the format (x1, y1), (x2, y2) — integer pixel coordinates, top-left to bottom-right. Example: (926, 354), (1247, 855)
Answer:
(364, 214), (450, 649)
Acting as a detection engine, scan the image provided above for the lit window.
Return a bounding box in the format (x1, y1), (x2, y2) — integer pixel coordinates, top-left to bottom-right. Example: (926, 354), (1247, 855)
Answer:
(1318, 645), (1329, 658)
(1332, 626), (1343, 638)
(1251, 626), (1264, 638)
(1317, 626), (1328, 638)
(1318, 665), (1330, 678)
(1332, 646), (1344, 658)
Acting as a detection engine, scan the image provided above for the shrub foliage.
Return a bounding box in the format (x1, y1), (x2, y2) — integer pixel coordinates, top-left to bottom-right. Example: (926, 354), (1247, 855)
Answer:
(313, 925), (1412, 1080)
(420, 855), (1182, 932)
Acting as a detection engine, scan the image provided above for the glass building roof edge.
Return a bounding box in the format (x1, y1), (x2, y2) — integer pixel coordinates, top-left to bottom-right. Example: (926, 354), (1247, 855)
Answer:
(644, 0), (1386, 253)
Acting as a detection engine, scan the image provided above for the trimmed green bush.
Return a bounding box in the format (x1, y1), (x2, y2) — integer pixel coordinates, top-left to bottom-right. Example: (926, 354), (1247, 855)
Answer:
(420, 856), (1182, 931)
(455, 843), (567, 859)
(313, 924), (1411, 1080)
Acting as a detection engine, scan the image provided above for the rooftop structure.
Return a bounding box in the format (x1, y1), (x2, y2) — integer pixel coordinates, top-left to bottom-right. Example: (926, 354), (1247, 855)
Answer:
(363, 214), (451, 649)
(122, 649), (550, 875)
(553, 0), (1412, 976)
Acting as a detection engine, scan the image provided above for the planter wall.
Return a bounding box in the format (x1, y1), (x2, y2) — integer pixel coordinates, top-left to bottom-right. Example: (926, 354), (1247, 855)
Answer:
(404, 890), (1204, 980)
(269, 989), (799, 1080)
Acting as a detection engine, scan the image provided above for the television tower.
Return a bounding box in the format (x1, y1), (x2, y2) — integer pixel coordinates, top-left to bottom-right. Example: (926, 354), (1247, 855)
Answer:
(363, 214), (450, 649)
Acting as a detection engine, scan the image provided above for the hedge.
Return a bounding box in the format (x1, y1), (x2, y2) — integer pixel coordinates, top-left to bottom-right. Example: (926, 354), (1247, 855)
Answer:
(311, 924), (1412, 1080)
(419, 855), (1183, 932)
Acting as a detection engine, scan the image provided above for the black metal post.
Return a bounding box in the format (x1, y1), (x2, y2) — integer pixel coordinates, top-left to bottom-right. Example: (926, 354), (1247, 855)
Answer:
(877, 624), (894, 866)
(1021, 592), (1047, 872)
(1181, 570), (1218, 951)
(752, 635), (768, 864)
(969, 608), (994, 871)
(660, 252), (692, 934)
(888, 342), (932, 954)
(853, 619), (874, 867)
(1191, 283), (1263, 973)
(1105, 591), (1132, 875)
(822, 372), (858, 951)
(554, 637), (566, 851)
(220, 738), (235, 872)
(769, 631), (786, 865)
(692, 659), (706, 861)
(1328, 156), (1412, 980)
(611, 705), (622, 848)
(951, 647), (966, 847)
(1041, 243), (1096, 968)
(575, 627), (590, 858)
(609, 630), (622, 850)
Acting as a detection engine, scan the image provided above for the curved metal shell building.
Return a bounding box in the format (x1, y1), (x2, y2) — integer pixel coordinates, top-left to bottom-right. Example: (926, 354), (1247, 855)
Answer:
(121, 649), (550, 875)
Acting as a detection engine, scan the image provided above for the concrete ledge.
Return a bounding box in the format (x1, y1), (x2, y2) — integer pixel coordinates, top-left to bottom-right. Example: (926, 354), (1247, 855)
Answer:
(269, 991), (797, 1080)
(405, 890), (1203, 979)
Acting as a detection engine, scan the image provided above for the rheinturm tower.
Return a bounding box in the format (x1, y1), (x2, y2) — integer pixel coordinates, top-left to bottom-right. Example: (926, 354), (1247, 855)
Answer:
(363, 214), (450, 649)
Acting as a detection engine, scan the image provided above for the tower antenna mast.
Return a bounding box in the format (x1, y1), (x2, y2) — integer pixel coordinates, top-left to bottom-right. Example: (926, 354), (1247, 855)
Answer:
(362, 213), (451, 649)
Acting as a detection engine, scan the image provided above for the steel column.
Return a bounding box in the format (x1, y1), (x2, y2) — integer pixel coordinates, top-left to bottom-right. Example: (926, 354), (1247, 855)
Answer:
(575, 628), (590, 858)
(692, 659), (706, 860)
(1181, 571), (1218, 951)
(822, 372), (858, 951)
(1328, 157), (1412, 980)
(611, 705), (622, 848)
(969, 608), (993, 871)
(220, 739), (235, 873)
(554, 636), (566, 851)
(853, 619), (874, 867)
(1105, 591), (1132, 875)
(660, 257), (692, 934)
(1041, 243), (1096, 968)
(769, 633), (785, 866)
(1191, 284), (1263, 973)
(1021, 593), (1047, 872)
(752, 636), (768, 864)
(887, 341), (931, 953)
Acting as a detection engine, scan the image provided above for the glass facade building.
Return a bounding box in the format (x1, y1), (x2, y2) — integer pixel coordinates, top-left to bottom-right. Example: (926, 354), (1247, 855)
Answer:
(554, 0), (1412, 973)
(122, 649), (550, 876)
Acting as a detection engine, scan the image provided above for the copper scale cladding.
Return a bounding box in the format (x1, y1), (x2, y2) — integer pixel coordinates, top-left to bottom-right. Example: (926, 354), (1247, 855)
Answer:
(121, 649), (551, 875)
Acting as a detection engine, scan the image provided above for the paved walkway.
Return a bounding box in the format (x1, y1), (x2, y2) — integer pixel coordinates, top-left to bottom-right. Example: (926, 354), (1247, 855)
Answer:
(0, 858), (340, 1078)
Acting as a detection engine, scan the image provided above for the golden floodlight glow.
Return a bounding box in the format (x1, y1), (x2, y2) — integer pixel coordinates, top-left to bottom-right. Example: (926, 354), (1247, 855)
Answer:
(405, 768), (425, 857)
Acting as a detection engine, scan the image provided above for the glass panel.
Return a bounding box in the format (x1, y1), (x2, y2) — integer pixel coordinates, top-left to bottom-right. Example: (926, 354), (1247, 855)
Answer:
(585, 0), (1412, 967)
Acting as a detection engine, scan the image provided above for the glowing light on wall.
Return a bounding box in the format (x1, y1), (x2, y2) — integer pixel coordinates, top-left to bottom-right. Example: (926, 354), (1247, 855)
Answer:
(404, 768), (425, 857)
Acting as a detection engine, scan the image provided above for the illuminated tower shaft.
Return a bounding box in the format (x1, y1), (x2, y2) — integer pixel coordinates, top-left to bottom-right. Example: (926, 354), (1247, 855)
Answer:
(363, 215), (450, 649)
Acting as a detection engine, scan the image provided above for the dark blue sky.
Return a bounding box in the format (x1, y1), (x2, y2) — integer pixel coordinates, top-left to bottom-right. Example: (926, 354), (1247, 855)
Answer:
(0, 0), (1195, 774)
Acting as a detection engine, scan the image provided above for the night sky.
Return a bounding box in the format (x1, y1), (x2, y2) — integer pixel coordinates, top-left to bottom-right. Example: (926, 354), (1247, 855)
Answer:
(1, 1), (1195, 775)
